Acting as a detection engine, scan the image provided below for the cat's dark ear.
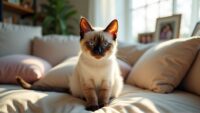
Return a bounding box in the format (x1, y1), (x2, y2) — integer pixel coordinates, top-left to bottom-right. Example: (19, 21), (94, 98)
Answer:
(104, 19), (118, 40)
(80, 17), (93, 39)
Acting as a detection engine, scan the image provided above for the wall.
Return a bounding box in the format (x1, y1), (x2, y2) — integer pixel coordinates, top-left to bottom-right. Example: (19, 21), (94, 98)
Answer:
(68, 0), (89, 34)
(69, 0), (89, 18)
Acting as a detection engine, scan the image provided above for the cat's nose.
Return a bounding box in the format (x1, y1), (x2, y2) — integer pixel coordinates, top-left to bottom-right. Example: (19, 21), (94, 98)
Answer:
(94, 47), (103, 55)
(98, 47), (102, 54)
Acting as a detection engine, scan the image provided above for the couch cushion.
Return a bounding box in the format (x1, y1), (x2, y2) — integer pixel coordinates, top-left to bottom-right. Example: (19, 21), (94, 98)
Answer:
(117, 42), (156, 66)
(33, 56), (78, 89)
(0, 84), (200, 113)
(117, 59), (131, 80)
(32, 35), (80, 66)
(33, 56), (131, 89)
(181, 50), (200, 95)
(126, 37), (200, 93)
(0, 55), (52, 84)
(0, 23), (42, 57)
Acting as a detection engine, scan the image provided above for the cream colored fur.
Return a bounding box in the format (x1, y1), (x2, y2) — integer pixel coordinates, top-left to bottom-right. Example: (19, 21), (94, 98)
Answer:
(16, 17), (123, 111)
(69, 30), (123, 105)
(69, 31), (123, 109)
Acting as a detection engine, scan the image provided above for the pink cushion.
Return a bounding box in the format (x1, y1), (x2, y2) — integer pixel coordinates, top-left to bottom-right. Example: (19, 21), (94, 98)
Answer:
(117, 59), (131, 80)
(0, 55), (52, 84)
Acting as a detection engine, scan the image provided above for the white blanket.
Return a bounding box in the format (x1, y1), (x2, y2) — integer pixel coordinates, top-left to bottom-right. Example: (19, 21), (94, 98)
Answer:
(0, 84), (200, 113)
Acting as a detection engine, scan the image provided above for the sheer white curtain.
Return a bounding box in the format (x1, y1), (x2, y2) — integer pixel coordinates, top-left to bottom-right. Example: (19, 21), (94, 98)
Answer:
(89, 0), (129, 42)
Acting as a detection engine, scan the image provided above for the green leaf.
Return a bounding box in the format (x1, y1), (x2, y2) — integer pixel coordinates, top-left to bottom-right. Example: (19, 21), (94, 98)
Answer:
(64, 10), (77, 20)
(59, 18), (67, 34)
(40, 0), (77, 35)
(43, 16), (54, 27)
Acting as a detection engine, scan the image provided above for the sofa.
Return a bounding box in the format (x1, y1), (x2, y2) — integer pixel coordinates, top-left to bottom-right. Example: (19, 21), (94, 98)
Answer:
(0, 23), (200, 113)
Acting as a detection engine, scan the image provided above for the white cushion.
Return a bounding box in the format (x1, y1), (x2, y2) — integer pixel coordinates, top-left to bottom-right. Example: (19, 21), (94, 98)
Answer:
(0, 23), (42, 57)
(0, 84), (200, 113)
(126, 37), (200, 93)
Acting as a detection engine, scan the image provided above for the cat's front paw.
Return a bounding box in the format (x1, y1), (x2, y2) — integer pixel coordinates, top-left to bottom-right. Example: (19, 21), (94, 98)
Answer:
(86, 105), (99, 111)
(99, 102), (109, 108)
(99, 97), (115, 108)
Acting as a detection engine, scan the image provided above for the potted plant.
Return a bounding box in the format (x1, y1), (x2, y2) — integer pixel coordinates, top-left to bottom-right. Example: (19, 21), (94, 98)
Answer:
(40, 0), (77, 35)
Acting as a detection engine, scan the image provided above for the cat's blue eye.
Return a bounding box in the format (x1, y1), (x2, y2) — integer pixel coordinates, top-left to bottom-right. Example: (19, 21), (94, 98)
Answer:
(88, 41), (95, 46)
(103, 42), (109, 47)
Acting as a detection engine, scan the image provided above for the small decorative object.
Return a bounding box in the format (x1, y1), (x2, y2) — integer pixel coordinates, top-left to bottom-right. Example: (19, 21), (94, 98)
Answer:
(8, 0), (20, 5)
(3, 16), (13, 24)
(154, 14), (181, 41)
(138, 32), (154, 44)
(22, 0), (33, 8)
(191, 21), (200, 36)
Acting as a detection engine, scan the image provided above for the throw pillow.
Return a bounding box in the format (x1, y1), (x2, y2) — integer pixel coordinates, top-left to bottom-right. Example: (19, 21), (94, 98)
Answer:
(33, 56), (78, 88)
(0, 55), (52, 84)
(33, 56), (131, 88)
(0, 23), (42, 57)
(117, 42), (157, 66)
(181, 50), (200, 95)
(32, 35), (80, 66)
(126, 37), (200, 93)
(117, 59), (132, 80)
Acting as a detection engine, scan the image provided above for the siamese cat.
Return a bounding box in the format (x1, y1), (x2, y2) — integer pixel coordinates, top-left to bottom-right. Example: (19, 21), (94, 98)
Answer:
(16, 17), (123, 111)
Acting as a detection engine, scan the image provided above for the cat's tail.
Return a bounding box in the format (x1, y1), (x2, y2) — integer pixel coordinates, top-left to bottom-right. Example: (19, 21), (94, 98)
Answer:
(16, 76), (32, 89)
(16, 76), (69, 93)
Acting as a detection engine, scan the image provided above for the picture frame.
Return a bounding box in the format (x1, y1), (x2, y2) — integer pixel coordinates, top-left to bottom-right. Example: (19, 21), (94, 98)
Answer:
(191, 21), (200, 36)
(154, 14), (181, 41)
(22, 0), (33, 8)
(138, 32), (154, 44)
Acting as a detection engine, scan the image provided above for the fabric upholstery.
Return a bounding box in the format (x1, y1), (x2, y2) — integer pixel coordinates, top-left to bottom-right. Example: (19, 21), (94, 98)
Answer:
(0, 55), (52, 84)
(181, 50), (200, 95)
(126, 37), (200, 93)
(117, 59), (131, 80)
(33, 56), (131, 88)
(0, 84), (200, 113)
(117, 42), (157, 65)
(32, 35), (80, 66)
(0, 23), (42, 57)
(33, 57), (78, 88)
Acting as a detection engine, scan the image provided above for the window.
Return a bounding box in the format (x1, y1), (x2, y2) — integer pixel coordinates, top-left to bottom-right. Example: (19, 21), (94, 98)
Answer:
(129, 0), (199, 41)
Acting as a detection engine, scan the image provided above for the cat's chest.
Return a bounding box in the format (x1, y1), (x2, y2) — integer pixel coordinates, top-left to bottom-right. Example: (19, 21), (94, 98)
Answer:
(80, 62), (112, 76)
(78, 61), (114, 86)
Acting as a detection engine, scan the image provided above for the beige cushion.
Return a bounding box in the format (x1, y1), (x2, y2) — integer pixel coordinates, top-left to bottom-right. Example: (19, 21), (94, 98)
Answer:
(1, 84), (200, 113)
(0, 23), (42, 57)
(33, 56), (131, 88)
(117, 42), (156, 66)
(181, 50), (200, 95)
(126, 37), (200, 93)
(117, 59), (131, 80)
(32, 35), (80, 66)
(33, 57), (78, 89)
(0, 55), (52, 84)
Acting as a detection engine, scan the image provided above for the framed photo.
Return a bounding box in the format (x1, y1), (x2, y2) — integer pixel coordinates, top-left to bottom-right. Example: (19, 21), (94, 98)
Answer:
(191, 21), (200, 36)
(154, 14), (181, 41)
(138, 32), (154, 44)
(22, 0), (33, 8)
